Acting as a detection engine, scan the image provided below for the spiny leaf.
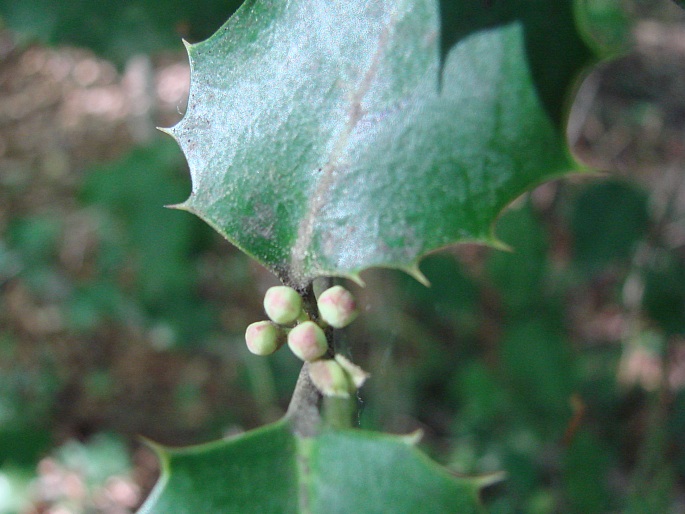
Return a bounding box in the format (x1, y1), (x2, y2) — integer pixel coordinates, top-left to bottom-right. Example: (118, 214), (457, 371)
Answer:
(168, 0), (590, 287)
(138, 420), (488, 513)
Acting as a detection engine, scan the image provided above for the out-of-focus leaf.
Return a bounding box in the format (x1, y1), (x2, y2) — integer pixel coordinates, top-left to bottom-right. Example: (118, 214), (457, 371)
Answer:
(670, 391), (685, 480)
(0, 428), (51, 467)
(79, 139), (216, 344)
(570, 180), (649, 272)
(574, 0), (633, 56)
(642, 255), (685, 335)
(500, 320), (575, 433)
(487, 202), (549, 313)
(0, 0), (243, 65)
(81, 139), (201, 300)
(451, 361), (508, 430)
(400, 254), (479, 324)
(563, 429), (612, 513)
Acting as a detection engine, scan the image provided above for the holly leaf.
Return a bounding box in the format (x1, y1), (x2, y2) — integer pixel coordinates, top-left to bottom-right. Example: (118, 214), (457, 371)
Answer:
(138, 420), (493, 513)
(574, 0), (634, 56)
(0, 0), (242, 65)
(168, 0), (590, 287)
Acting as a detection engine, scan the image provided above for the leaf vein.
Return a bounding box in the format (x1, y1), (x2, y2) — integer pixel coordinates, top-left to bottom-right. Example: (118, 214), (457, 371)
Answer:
(289, 8), (398, 284)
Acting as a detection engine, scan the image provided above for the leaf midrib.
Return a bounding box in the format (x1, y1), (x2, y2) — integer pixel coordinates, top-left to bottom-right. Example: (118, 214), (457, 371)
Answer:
(288, 6), (400, 285)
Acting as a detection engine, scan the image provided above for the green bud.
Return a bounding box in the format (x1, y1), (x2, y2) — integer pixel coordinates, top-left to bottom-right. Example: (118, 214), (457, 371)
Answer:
(317, 285), (359, 328)
(287, 321), (328, 362)
(264, 286), (304, 325)
(308, 359), (353, 398)
(334, 354), (369, 389)
(245, 320), (285, 356)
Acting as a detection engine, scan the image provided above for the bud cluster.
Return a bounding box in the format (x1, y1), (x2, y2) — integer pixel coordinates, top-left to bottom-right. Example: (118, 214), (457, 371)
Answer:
(243, 283), (367, 397)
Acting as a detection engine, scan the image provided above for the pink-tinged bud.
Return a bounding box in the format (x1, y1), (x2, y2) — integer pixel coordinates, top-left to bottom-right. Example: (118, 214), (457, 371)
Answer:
(308, 359), (352, 398)
(264, 286), (303, 325)
(287, 321), (328, 362)
(317, 286), (359, 328)
(334, 354), (369, 389)
(245, 321), (285, 356)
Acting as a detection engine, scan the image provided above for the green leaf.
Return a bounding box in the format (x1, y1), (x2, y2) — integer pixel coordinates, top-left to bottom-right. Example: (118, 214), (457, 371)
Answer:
(487, 201), (549, 313)
(77, 139), (217, 345)
(563, 430), (612, 513)
(570, 180), (649, 272)
(643, 254), (685, 335)
(574, 0), (633, 56)
(139, 420), (488, 513)
(500, 320), (575, 434)
(0, 0), (243, 65)
(168, 0), (591, 287)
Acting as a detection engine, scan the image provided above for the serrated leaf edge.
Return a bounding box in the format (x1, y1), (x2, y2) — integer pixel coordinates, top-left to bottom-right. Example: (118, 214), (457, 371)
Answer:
(137, 420), (493, 513)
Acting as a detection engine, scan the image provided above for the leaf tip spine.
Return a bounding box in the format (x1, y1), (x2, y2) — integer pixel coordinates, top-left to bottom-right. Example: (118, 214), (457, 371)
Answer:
(138, 436), (170, 465)
(348, 273), (366, 287)
(489, 237), (512, 253)
(399, 429), (424, 446)
(165, 201), (191, 212)
(469, 470), (508, 490)
(406, 265), (430, 287)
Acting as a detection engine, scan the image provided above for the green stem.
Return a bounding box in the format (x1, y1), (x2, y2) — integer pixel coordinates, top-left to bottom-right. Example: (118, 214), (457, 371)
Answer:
(323, 395), (355, 429)
(285, 278), (359, 433)
(285, 283), (322, 436)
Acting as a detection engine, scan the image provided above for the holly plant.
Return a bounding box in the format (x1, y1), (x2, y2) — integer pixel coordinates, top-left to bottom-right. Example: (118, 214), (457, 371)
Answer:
(138, 0), (610, 511)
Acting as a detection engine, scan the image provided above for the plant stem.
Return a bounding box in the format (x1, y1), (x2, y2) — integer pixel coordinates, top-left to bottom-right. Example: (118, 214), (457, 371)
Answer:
(323, 395), (355, 429)
(285, 283), (322, 436)
(285, 278), (357, 433)
(285, 362), (321, 437)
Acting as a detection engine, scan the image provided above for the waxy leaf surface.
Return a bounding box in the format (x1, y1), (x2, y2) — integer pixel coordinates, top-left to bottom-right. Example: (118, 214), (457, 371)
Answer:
(170, 0), (590, 286)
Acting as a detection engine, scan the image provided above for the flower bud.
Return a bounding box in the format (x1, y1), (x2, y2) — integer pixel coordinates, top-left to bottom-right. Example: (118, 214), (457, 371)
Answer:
(287, 321), (328, 362)
(264, 286), (303, 325)
(317, 285), (359, 328)
(334, 354), (369, 389)
(308, 359), (352, 398)
(245, 321), (285, 356)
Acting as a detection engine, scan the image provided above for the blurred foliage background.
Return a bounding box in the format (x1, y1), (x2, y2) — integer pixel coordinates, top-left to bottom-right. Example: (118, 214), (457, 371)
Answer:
(1, 0), (685, 512)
